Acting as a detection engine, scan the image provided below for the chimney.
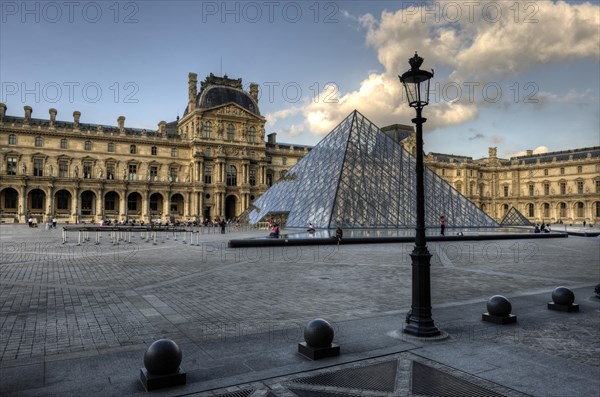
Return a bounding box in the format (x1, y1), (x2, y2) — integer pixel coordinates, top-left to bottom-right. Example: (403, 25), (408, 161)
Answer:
(24, 106), (32, 123)
(73, 111), (81, 129)
(249, 83), (259, 102)
(0, 103), (6, 122)
(158, 120), (166, 134)
(267, 132), (277, 144)
(49, 108), (57, 128)
(188, 72), (198, 113)
(118, 116), (125, 133)
(526, 150), (533, 156)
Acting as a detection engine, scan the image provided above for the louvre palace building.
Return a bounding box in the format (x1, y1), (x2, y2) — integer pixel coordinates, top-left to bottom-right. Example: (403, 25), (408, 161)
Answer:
(0, 72), (599, 226)
(0, 73), (309, 224)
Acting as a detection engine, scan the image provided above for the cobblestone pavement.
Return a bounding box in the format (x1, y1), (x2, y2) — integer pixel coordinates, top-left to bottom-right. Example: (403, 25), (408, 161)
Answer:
(0, 224), (598, 395)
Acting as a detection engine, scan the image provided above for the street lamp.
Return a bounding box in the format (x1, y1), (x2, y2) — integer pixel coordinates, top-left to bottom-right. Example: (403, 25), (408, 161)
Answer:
(399, 52), (441, 337)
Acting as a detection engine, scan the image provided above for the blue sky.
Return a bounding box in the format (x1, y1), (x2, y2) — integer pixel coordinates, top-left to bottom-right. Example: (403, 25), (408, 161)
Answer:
(1, 0), (598, 158)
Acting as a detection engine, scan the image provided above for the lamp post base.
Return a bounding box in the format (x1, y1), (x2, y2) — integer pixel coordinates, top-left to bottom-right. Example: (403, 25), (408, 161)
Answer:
(404, 250), (441, 338)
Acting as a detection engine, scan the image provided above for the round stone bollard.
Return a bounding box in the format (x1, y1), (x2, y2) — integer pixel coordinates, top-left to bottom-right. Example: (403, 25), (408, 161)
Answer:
(140, 339), (186, 391)
(144, 339), (182, 375)
(551, 287), (575, 305)
(298, 318), (340, 360)
(487, 295), (512, 317)
(304, 318), (334, 348)
(482, 295), (517, 324)
(548, 286), (579, 312)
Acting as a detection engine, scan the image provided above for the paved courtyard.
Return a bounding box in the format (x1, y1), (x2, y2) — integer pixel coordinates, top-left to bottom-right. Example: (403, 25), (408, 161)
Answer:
(0, 224), (598, 396)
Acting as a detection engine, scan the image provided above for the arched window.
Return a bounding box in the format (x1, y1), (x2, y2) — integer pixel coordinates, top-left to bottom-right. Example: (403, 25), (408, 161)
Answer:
(543, 203), (550, 218)
(249, 169), (256, 186)
(227, 123), (235, 140)
(576, 202), (585, 218)
(204, 166), (212, 184)
(559, 202), (567, 218)
(455, 182), (462, 194)
(527, 203), (534, 217)
(202, 121), (212, 138)
(248, 126), (256, 143)
(226, 165), (237, 186)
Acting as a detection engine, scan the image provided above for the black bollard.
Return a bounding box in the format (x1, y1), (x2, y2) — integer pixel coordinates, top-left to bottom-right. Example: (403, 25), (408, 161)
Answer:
(548, 287), (579, 312)
(482, 295), (517, 324)
(298, 318), (340, 360)
(140, 339), (186, 391)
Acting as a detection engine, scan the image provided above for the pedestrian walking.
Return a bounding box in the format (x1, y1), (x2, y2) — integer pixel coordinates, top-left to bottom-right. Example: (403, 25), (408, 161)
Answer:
(335, 227), (343, 245)
(440, 216), (445, 236)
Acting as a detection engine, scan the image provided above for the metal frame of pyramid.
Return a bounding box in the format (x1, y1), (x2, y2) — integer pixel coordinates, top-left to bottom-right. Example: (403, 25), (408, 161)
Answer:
(246, 110), (499, 229)
(500, 206), (533, 226)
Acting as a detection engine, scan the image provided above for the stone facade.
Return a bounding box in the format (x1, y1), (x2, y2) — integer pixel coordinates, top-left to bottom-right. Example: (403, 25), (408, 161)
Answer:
(0, 73), (309, 224)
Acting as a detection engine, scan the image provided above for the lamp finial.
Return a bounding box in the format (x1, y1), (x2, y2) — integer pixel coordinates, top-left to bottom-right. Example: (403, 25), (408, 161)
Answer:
(409, 52), (424, 71)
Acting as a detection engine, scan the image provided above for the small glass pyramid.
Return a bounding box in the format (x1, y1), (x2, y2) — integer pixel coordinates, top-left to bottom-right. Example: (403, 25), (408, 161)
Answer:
(500, 206), (533, 226)
(248, 110), (498, 229)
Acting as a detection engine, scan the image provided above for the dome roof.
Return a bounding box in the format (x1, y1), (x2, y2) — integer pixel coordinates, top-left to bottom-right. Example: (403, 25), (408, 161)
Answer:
(198, 86), (260, 115)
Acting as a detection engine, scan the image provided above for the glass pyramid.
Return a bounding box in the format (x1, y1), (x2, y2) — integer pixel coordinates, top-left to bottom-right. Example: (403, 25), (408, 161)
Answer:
(500, 206), (532, 226)
(247, 110), (498, 229)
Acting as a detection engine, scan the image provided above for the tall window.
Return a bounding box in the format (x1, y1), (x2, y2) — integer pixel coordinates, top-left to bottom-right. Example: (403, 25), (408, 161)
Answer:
(560, 182), (566, 195)
(151, 146), (157, 156)
(577, 181), (584, 194)
(227, 123), (234, 140)
(543, 203), (550, 218)
(577, 166), (582, 173)
(108, 142), (115, 153)
(503, 185), (509, 197)
(597, 203), (600, 218)
(503, 204), (509, 215)
(149, 166), (158, 181)
(528, 184), (534, 196)
(128, 164), (137, 181)
(226, 165), (237, 186)
(248, 127), (256, 143)
(4, 189), (17, 209)
(59, 160), (68, 178)
(60, 138), (68, 149)
(31, 190), (44, 209)
(202, 121), (212, 138)
(456, 169), (461, 177)
(266, 172), (273, 187)
(441, 168), (446, 176)
(469, 182), (474, 196)
(249, 169), (256, 186)
(128, 195), (138, 211)
(105, 192), (116, 211)
(169, 167), (178, 182)
(544, 168), (548, 176)
(204, 166), (212, 184)
(33, 159), (44, 176)
(560, 167), (565, 175)
(455, 182), (462, 194)
(596, 180), (600, 193)
(130, 145), (137, 154)
(8, 134), (16, 145)
(84, 140), (92, 151)
(282, 157), (287, 165)
(56, 191), (70, 210)
(107, 164), (115, 180)
(171, 148), (178, 158)
(528, 203), (534, 217)
(83, 162), (93, 179)
(543, 183), (550, 196)
(559, 202), (567, 218)
(35, 136), (43, 147)
(577, 202), (584, 217)
(6, 156), (17, 175)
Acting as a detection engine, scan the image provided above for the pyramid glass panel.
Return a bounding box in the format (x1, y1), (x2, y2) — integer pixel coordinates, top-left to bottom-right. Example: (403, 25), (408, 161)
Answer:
(247, 110), (498, 229)
(500, 206), (532, 226)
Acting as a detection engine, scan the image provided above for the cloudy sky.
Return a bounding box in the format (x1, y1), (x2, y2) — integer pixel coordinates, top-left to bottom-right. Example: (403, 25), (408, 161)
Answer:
(1, 0), (598, 158)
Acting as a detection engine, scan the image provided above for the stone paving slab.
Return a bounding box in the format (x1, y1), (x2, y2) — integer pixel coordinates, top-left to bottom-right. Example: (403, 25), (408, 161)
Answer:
(0, 224), (598, 396)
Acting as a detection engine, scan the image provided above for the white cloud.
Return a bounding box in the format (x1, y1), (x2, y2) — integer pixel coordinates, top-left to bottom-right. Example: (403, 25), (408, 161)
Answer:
(265, 106), (302, 125)
(507, 145), (550, 158)
(281, 123), (304, 138)
(275, 1), (599, 138)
